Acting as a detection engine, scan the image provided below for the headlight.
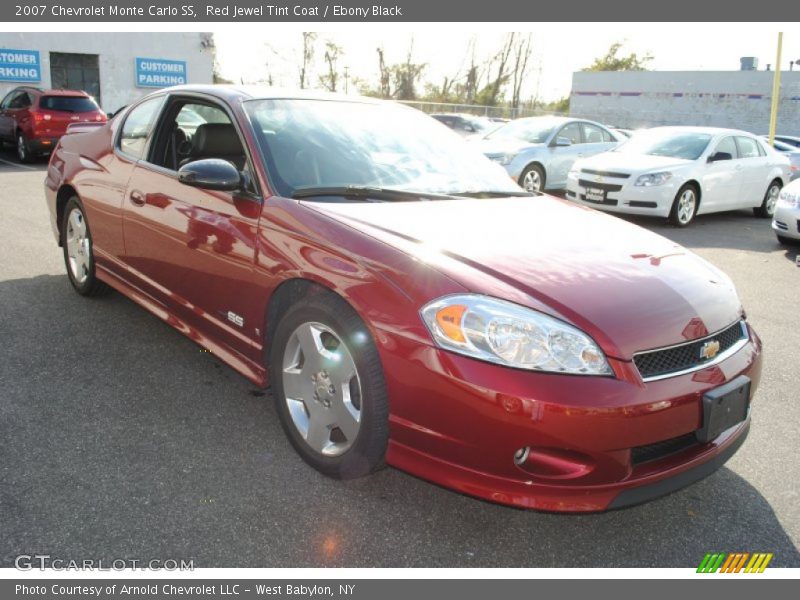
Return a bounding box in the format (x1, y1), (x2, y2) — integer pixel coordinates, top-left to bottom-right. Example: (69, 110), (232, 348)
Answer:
(420, 294), (612, 375)
(634, 171), (673, 187)
(490, 153), (517, 166)
(778, 189), (800, 207)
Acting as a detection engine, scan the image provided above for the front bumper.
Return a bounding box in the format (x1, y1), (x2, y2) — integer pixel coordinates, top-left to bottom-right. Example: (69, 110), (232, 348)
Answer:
(380, 322), (762, 512)
(772, 203), (800, 240)
(565, 172), (678, 218)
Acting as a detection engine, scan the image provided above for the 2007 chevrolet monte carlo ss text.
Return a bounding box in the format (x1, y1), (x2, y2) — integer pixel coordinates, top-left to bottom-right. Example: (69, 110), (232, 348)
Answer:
(44, 85), (762, 512)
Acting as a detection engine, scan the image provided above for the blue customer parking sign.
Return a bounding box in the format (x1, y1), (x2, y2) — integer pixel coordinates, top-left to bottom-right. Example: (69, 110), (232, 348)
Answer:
(135, 57), (187, 88)
(0, 49), (41, 82)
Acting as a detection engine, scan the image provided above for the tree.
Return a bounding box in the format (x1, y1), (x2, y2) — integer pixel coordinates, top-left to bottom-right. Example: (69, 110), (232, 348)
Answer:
(376, 47), (392, 97)
(319, 41), (343, 92)
(582, 42), (652, 72)
(510, 33), (534, 110)
(298, 32), (317, 89)
(391, 42), (426, 100)
(476, 33), (516, 107)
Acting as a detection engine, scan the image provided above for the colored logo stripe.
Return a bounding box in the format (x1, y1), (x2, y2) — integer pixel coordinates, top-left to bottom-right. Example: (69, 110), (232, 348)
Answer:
(697, 553), (773, 573)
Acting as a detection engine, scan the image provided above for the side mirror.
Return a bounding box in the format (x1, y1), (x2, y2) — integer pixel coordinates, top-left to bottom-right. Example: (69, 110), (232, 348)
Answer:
(463, 124), (475, 133)
(554, 136), (572, 147)
(708, 151), (733, 163)
(178, 158), (241, 191)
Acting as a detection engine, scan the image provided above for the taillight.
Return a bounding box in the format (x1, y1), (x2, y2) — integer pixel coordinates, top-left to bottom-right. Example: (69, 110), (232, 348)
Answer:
(33, 112), (51, 122)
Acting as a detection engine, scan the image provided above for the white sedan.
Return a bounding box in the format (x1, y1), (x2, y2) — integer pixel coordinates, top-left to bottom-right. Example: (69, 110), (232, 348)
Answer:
(565, 127), (791, 227)
(773, 178), (800, 245)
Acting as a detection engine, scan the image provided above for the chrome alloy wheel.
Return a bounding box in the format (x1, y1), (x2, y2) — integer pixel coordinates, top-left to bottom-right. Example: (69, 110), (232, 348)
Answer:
(65, 207), (91, 284)
(522, 169), (541, 193)
(281, 322), (362, 457)
(677, 188), (697, 225)
(765, 183), (781, 216)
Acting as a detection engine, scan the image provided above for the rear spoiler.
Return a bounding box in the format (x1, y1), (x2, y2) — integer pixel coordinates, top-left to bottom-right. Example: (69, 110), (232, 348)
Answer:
(66, 121), (105, 134)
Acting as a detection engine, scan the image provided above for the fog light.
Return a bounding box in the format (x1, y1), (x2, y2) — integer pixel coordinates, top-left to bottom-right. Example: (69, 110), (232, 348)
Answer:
(514, 446), (595, 480)
(513, 446), (530, 465)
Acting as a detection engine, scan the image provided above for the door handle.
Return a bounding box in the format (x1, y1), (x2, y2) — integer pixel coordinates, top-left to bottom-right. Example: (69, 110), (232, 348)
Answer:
(129, 190), (146, 207)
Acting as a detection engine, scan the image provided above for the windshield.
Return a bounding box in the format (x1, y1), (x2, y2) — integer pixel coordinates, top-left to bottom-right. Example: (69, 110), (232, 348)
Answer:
(614, 131), (712, 160)
(244, 99), (521, 199)
(484, 118), (557, 144)
(40, 95), (99, 113)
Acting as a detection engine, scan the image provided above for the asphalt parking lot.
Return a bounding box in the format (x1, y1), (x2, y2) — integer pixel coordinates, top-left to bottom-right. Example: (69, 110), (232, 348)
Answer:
(0, 151), (798, 568)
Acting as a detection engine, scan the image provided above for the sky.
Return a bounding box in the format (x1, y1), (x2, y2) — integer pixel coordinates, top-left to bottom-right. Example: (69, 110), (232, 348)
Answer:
(212, 25), (800, 103)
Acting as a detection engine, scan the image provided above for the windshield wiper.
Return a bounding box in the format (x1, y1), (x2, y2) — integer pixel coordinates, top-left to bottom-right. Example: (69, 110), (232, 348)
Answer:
(291, 186), (459, 202)
(449, 190), (536, 198)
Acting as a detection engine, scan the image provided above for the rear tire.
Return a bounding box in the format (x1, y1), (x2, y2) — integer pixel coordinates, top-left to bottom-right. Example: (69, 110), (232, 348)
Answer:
(61, 197), (112, 297)
(668, 184), (699, 227)
(269, 292), (389, 479)
(16, 132), (32, 163)
(754, 180), (781, 218)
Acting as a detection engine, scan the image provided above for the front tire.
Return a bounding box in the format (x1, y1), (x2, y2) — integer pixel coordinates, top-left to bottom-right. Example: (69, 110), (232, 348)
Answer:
(754, 180), (781, 218)
(61, 197), (111, 297)
(519, 164), (545, 193)
(269, 292), (389, 479)
(668, 184), (699, 227)
(777, 234), (797, 246)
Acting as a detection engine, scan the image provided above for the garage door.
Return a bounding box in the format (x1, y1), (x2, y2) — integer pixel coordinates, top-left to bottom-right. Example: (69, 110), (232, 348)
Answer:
(49, 52), (101, 104)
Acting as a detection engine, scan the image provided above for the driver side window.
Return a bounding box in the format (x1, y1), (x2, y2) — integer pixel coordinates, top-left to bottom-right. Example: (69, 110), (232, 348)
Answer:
(558, 123), (582, 145)
(713, 137), (738, 160)
(151, 101), (245, 173)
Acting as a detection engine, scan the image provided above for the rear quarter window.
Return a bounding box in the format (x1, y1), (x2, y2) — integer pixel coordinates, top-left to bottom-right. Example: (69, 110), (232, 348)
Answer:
(40, 96), (99, 113)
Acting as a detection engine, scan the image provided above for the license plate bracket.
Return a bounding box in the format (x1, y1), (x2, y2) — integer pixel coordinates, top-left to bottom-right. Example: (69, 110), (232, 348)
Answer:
(584, 187), (606, 202)
(696, 375), (751, 443)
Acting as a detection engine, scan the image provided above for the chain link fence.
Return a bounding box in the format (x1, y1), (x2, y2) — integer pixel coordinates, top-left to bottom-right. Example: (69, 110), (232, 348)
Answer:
(399, 100), (564, 120)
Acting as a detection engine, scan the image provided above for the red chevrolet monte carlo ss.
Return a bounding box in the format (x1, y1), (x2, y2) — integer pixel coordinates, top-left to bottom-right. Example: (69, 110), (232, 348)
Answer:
(44, 86), (762, 512)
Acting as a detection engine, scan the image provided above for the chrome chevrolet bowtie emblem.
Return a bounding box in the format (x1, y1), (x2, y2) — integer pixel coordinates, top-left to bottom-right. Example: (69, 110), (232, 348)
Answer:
(700, 340), (721, 360)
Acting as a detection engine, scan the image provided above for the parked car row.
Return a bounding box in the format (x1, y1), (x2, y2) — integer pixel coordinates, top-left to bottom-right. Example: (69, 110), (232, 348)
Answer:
(457, 113), (792, 232)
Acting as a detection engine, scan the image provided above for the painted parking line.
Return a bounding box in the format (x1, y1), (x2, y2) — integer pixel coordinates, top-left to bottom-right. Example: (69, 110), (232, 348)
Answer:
(0, 156), (40, 171)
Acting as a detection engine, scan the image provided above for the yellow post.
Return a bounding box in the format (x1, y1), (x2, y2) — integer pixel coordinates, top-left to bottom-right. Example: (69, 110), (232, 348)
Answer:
(768, 32), (783, 146)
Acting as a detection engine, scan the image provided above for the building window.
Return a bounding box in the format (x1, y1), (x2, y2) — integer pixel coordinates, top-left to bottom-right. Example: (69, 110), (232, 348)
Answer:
(49, 52), (101, 105)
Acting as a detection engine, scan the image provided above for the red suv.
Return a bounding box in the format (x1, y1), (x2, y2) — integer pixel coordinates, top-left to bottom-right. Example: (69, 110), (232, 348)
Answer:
(0, 86), (106, 162)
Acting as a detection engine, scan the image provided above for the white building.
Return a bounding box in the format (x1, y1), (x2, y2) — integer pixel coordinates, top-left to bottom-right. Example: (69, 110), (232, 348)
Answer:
(0, 32), (215, 113)
(570, 70), (800, 136)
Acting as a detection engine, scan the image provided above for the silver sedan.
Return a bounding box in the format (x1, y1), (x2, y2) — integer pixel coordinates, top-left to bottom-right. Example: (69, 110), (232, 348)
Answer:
(472, 116), (623, 192)
(773, 178), (800, 244)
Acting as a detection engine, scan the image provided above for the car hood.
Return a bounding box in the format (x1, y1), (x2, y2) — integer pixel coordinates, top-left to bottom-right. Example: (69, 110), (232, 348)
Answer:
(577, 152), (693, 174)
(475, 137), (543, 156)
(305, 196), (742, 359)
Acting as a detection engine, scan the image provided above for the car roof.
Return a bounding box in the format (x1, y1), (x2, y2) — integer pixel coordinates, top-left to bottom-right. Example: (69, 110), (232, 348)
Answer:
(643, 125), (755, 137)
(16, 85), (91, 98)
(149, 84), (387, 106)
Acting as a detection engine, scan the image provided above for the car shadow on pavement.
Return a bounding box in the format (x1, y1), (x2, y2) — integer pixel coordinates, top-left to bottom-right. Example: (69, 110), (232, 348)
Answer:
(1, 274), (798, 569)
(0, 149), (49, 173)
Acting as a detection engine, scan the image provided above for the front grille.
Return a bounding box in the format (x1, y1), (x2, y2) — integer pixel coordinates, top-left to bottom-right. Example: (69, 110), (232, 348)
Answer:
(581, 168), (631, 179)
(577, 179), (623, 193)
(634, 321), (747, 381)
(631, 433), (698, 465)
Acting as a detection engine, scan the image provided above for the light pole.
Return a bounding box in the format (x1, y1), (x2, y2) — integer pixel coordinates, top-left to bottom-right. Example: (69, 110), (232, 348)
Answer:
(768, 32), (783, 146)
